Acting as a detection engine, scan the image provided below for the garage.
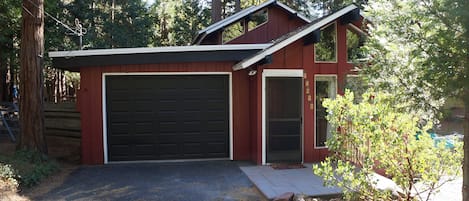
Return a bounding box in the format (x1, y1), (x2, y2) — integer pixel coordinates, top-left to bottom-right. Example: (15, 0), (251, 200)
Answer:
(104, 74), (230, 162)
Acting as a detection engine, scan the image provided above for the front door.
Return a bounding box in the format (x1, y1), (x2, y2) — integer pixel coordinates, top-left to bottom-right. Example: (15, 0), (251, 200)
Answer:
(266, 77), (302, 163)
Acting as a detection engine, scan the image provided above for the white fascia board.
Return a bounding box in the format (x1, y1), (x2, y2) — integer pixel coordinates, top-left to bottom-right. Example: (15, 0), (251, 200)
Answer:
(48, 43), (272, 58)
(275, 1), (311, 23)
(233, 4), (358, 71)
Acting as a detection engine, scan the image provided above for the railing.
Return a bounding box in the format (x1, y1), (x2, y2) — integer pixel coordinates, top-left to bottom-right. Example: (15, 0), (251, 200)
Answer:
(336, 122), (367, 167)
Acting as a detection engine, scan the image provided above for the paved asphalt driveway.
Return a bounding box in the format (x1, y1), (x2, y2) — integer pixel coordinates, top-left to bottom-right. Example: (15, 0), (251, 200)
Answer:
(37, 161), (266, 201)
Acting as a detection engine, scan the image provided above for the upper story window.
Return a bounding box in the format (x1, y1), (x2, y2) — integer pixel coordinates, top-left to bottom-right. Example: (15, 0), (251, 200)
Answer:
(347, 27), (365, 62)
(222, 21), (245, 44)
(222, 9), (269, 44)
(248, 9), (268, 31)
(315, 23), (337, 63)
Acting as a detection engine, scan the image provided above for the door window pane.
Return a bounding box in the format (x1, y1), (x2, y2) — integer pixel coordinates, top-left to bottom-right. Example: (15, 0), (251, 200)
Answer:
(315, 77), (336, 147)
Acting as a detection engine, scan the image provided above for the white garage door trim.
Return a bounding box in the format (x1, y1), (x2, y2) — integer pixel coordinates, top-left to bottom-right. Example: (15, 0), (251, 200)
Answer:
(102, 72), (233, 164)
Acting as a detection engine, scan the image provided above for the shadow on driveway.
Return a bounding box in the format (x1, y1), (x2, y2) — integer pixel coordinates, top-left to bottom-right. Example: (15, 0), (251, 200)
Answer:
(37, 161), (266, 201)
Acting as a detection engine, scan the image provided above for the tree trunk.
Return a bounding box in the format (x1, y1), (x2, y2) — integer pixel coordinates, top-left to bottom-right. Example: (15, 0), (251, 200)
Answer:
(18, 0), (47, 154)
(211, 0), (222, 23)
(461, 87), (469, 201)
(235, 0), (241, 12)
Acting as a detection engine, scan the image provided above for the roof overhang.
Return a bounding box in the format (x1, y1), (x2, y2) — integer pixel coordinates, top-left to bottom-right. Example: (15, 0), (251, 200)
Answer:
(49, 44), (271, 72)
(233, 4), (359, 71)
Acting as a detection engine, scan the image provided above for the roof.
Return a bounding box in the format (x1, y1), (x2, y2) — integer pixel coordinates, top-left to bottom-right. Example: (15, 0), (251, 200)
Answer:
(233, 4), (359, 71)
(192, 0), (311, 45)
(49, 44), (271, 72)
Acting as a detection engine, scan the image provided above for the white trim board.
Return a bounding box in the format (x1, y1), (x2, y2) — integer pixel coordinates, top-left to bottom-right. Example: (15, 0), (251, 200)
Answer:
(102, 72), (233, 164)
(233, 4), (359, 71)
(49, 44), (271, 58)
(313, 74), (337, 149)
(262, 69), (304, 165)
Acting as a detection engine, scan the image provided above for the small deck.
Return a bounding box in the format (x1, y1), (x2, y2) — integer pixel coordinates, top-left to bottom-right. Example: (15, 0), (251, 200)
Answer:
(240, 163), (341, 199)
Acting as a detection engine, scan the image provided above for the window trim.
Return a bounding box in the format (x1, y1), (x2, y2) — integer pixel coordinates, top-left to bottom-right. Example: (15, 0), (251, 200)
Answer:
(346, 24), (366, 64)
(222, 20), (246, 44)
(314, 22), (338, 63)
(314, 74), (337, 149)
(247, 8), (269, 32)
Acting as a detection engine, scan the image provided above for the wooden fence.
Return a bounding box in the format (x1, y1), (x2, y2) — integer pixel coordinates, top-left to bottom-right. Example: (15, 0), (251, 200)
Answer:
(44, 102), (80, 163)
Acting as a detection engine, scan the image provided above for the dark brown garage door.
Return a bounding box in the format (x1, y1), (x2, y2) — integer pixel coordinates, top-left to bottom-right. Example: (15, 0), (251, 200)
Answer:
(105, 75), (229, 162)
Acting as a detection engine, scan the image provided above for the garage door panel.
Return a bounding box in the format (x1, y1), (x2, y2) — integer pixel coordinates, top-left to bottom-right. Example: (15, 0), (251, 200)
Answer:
(109, 144), (131, 158)
(106, 75), (229, 161)
(207, 143), (227, 153)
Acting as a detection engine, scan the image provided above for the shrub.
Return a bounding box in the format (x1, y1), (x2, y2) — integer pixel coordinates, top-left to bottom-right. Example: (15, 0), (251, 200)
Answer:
(313, 90), (463, 201)
(0, 149), (59, 188)
(0, 163), (19, 192)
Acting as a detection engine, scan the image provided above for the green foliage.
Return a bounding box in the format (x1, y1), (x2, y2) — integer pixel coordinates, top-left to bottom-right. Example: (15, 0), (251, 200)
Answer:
(315, 23), (337, 62)
(60, 0), (153, 49)
(150, 0), (210, 46)
(308, 0), (367, 17)
(360, 0), (469, 121)
(172, 0), (211, 45)
(0, 149), (59, 188)
(313, 90), (463, 200)
(0, 163), (19, 192)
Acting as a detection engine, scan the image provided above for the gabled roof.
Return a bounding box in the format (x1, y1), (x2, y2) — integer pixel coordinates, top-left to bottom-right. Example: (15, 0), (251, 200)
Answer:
(49, 44), (271, 71)
(233, 4), (359, 71)
(192, 0), (311, 45)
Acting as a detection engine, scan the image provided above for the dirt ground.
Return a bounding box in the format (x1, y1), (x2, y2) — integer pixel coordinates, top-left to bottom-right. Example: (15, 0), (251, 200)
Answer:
(0, 139), (78, 201)
(0, 163), (76, 201)
(21, 162), (78, 200)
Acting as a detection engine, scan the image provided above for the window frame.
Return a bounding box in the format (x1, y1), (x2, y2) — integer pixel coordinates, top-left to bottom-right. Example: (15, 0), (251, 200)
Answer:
(222, 20), (246, 44)
(314, 22), (338, 63)
(314, 75), (337, 149)
(247, 8), (269, 32)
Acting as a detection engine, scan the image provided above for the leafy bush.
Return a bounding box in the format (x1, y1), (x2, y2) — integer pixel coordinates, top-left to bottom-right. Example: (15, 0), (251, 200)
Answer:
(0, 163), (19, 192)
(313, 90), (463, 201)
(0, 149), (59, 188)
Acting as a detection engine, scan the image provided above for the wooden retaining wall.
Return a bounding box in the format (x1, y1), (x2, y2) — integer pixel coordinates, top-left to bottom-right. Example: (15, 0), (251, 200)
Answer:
(45, 102), (80, 163)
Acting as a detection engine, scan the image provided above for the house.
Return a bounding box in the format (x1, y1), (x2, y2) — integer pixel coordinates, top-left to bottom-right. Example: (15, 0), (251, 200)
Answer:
(49, 0), (365, 165)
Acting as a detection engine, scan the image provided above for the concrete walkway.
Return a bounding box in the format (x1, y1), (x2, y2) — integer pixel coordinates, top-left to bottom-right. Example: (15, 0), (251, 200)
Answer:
(240, 163), (462, 200)
(240, 164), (341, 199)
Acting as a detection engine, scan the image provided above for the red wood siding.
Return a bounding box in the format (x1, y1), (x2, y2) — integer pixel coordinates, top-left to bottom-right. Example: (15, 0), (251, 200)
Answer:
(249, 20), (356, 164)
(232, 70), (251, 160)
(78, 62), (252, 164)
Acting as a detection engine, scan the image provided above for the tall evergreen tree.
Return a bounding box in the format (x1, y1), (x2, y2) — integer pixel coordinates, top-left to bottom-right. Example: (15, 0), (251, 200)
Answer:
(0, 0), (21, 101)
(151, 0), (210, 46)
(62, 0), (153, 49)
(19, 0), (47, 154)
(172, 0), (211, 46)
